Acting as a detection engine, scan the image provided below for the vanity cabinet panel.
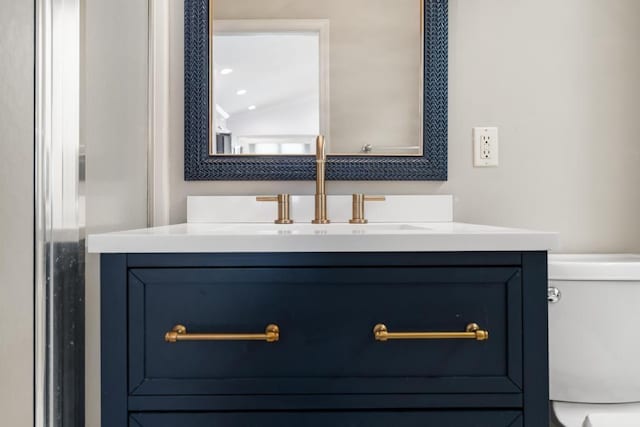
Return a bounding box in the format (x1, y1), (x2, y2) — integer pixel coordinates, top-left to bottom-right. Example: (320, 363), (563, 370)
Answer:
(101, 252), (549, 427)
(128, 267), (522, 396)
(129, 411), (523, 427)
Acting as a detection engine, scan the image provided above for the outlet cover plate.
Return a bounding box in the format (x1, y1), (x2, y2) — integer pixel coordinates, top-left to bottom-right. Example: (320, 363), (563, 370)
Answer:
(473, 127), (499, 167)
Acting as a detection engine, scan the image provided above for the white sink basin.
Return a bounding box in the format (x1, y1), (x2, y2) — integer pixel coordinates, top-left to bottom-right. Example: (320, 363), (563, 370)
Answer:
(210, 223), (431, 235)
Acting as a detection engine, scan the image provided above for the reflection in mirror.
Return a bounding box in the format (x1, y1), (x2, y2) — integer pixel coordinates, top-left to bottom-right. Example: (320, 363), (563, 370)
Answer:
(210, 0), (423, 156)
(212, 21), (327, 155)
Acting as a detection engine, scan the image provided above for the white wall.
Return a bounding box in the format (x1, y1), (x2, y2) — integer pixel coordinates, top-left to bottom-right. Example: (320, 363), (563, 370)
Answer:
(169, 0), (640, 253)
(0, 1), (34, 426)
(82, 0), (149, 426)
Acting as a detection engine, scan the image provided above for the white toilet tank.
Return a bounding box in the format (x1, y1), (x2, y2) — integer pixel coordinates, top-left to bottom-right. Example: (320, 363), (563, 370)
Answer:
(549, 254), (640, 404)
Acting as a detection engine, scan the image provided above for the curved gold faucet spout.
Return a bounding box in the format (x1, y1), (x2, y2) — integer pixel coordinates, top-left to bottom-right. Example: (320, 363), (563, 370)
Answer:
(316, 135), (326, 161)
(312, 135), (330, 224)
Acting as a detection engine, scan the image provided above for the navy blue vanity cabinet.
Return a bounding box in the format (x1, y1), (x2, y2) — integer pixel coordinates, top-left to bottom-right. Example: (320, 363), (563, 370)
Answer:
(130, 411), (524, 426)
(101, 252), (548, 427)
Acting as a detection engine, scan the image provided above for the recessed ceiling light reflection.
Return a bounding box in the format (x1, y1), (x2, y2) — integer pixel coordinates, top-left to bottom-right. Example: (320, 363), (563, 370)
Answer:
(248, 105), (257, 111)
(220, 68), (233, 75)
(236, 89), (247, 96)
(215, 104), (230, 119)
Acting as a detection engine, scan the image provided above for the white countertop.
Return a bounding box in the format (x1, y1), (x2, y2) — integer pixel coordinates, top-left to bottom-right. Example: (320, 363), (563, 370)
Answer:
(88, 196), (558, 253)
(88, 222), (559, 254)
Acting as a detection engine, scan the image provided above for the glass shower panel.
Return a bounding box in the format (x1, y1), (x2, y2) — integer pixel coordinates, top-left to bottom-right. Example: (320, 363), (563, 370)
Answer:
(36, 0), (149, 426)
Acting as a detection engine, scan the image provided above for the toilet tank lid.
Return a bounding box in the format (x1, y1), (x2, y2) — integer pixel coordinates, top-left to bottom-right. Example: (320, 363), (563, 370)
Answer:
(549, 254), (640, 281)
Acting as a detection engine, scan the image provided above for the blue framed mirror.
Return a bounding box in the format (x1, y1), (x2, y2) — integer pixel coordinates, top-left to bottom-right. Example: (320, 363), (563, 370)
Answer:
(185, 0), (447, 180)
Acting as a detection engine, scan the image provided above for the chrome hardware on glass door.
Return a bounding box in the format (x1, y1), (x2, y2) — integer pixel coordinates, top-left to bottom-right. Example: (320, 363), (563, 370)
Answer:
(164, 324), (280, 343)
(373, 323), (489, 342)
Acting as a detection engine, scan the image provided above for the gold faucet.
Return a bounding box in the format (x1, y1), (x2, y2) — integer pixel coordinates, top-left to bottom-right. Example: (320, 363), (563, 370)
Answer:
(312, 135), (330, 224)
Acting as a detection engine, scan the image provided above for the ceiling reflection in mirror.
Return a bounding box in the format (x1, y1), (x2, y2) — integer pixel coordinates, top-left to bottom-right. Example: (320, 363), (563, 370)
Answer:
(210, 0), (423, 156)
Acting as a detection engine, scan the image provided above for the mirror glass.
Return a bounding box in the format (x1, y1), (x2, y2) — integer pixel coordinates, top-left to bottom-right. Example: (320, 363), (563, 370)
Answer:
(210, 0), (423, 156)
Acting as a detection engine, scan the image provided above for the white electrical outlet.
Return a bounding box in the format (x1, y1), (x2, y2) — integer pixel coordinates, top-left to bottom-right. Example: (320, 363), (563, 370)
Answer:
(473, 127), (499, 167)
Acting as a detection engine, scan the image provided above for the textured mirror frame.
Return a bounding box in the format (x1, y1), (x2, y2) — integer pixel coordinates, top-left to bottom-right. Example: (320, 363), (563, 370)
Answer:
(184, 0), (447, 181)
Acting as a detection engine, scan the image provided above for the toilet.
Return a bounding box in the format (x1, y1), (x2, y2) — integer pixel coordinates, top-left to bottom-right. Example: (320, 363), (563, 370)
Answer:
(549, 254), (640, 426)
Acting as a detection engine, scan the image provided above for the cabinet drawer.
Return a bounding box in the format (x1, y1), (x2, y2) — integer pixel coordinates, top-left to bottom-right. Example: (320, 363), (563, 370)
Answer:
(128, 267), (522, 396)
(129, 411), (523, 427)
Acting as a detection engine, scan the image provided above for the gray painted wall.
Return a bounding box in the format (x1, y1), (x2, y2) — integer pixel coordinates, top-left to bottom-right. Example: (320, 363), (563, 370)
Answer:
(0, 0), (34, 426)
(169, 0), (640, 253)
(82, 0), (149, 426)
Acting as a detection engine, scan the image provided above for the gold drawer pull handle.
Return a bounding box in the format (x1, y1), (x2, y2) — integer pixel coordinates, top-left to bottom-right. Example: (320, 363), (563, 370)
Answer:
(165, 324), (280, 343)
(373, 323), (489, 342)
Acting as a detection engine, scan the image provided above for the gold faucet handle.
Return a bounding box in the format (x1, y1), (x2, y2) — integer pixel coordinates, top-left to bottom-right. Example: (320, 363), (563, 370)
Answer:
(257, 194), (293, 224)
(349, 194), (386, 224)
